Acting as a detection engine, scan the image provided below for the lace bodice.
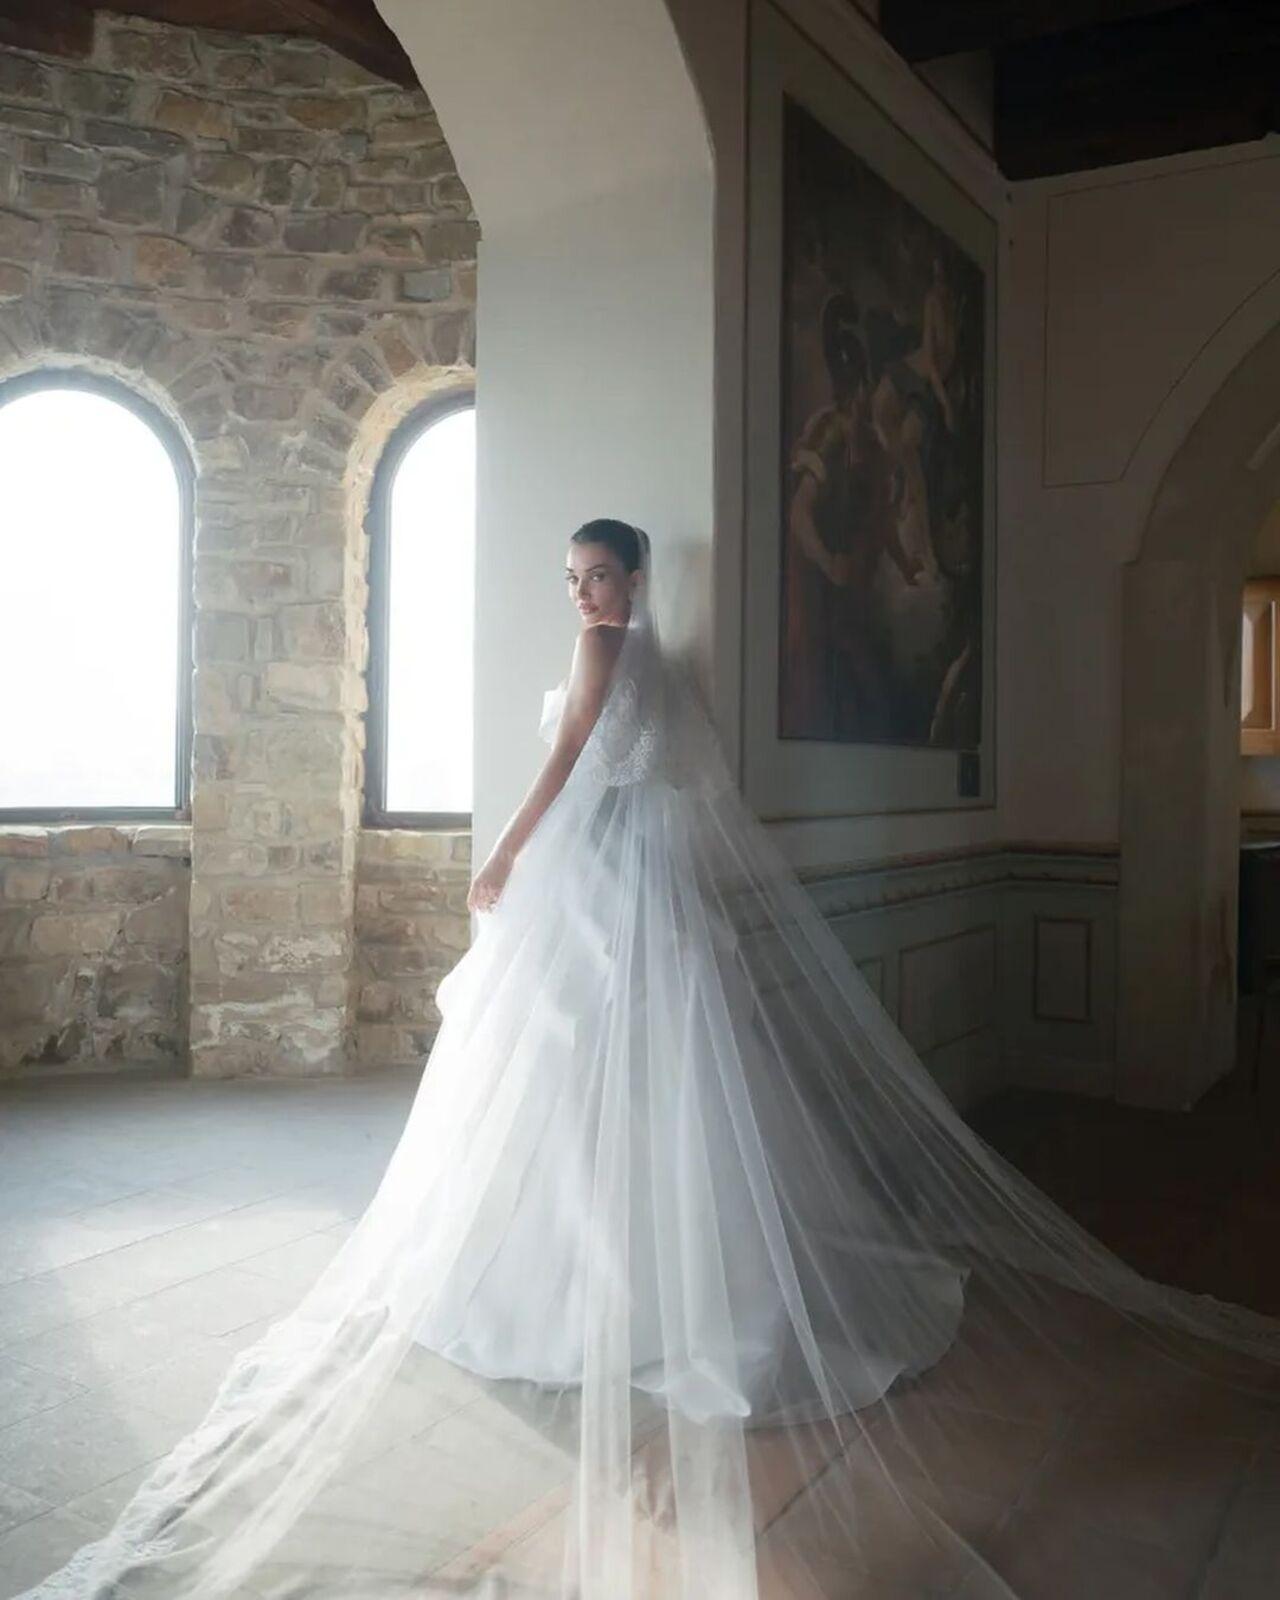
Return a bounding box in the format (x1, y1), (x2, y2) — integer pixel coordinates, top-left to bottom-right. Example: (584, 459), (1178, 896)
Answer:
(539, 673), (662, 786)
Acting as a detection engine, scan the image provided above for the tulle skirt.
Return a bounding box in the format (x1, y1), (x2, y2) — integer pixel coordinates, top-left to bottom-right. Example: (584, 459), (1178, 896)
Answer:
(413, 777), (969, 1424)
(12, 698), (1280, 1599)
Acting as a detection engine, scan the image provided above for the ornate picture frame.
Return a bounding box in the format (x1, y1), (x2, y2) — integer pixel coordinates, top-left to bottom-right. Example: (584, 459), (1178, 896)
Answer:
(743, 5), (998, 828)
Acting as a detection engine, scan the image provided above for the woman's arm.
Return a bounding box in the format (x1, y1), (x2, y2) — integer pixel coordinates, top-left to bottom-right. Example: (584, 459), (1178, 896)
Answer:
(467, 624), (625, 912)
(919, 289), (955, 430)
(789, 471), (839, 583)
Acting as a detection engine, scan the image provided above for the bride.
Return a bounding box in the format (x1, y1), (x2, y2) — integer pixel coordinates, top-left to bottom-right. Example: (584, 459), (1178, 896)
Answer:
(14, 521), (1280, 1600)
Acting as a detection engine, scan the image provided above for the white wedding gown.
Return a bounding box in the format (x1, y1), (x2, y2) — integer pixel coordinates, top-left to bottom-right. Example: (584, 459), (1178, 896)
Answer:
(14, 547), (1280, 1600)
(410, 676), (969, 1420)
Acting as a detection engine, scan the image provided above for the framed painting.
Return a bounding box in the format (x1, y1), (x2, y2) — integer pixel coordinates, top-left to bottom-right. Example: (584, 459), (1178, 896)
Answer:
(743, 4), (998, 829)
(779, 101), (985, 750)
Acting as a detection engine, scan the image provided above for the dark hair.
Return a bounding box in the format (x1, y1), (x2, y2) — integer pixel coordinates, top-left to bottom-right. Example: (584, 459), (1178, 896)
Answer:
(569, 518), (649, 573)
(821, 289), (868, 400)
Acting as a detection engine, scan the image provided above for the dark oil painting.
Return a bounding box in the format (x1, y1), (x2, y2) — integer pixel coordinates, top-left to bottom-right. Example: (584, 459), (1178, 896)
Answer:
(779, 100), (985, 748)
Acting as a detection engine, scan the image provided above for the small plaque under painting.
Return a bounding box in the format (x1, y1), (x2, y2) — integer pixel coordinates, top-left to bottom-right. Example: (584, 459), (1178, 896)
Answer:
(957, 750), (980, 798)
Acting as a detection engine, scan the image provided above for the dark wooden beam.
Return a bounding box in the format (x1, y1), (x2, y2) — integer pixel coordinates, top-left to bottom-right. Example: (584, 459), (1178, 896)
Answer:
(272, 0), (416, 84)
(0, 0), (416, 85)
(880, 0), (1197, 63)
(993, 1), (1280, 178)
(0, 0), (93, 59)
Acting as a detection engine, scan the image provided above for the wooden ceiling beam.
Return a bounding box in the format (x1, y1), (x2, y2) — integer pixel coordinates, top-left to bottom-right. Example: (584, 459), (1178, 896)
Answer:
(270, 0), (416, 84)
(880, 0), (1197, 63)
(0, 0), (416, 85)
(993, 1), (1280, 177)
(0, 0), (94, 60)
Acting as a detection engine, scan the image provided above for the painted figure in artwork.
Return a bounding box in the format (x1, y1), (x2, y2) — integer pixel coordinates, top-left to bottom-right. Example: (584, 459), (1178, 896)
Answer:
(779, 102), (985, 748)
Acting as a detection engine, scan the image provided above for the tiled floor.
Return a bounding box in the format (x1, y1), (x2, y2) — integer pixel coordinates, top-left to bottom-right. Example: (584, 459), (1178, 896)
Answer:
(0, 1069), (404, 1596)
(970, 1050), (1280, 1317)
(0, 1060), (1276, 1598)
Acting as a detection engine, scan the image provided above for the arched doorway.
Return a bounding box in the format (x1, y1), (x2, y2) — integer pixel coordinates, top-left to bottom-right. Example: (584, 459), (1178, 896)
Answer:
(1119, 308), (1280, 1109)
(377, 0), (715, 865)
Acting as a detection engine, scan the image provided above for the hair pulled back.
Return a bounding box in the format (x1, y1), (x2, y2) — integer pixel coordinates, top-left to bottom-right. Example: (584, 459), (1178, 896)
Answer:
(570, 518), (649, 574)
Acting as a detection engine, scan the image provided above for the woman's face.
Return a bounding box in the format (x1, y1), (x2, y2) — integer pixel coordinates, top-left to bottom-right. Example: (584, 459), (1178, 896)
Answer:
(564, 541), (636, 627)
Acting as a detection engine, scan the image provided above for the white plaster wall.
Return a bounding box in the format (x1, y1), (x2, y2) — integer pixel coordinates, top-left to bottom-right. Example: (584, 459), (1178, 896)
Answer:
(377, 0), (715, 865)
(1001, 142), (1280, 848)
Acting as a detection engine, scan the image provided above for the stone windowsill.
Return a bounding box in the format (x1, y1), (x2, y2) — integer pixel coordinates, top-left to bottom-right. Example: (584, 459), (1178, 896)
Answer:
(0, 823), (192, 860)
(0, 824), (472, 865)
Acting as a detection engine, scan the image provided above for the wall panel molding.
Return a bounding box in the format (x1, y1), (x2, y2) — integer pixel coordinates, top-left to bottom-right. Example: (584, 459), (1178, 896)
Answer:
(807, 842), (1120, 1107)
(1032, 915), (1093, 1023)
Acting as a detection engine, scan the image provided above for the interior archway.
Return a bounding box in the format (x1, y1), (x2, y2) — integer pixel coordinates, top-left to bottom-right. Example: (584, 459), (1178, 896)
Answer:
(377, 0), (716, 864)
(1119, 314), (1280, 1108)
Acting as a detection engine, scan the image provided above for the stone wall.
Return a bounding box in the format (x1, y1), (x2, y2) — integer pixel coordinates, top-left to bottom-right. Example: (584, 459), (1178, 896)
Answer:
(0, 826), (188, 1073)
(355, 830), (470, 1070)
(0, 14), (475, 1078)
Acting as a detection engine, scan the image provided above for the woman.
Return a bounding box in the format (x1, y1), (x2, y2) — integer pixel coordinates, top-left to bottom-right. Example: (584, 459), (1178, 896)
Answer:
(16, 522), (1280, 1600)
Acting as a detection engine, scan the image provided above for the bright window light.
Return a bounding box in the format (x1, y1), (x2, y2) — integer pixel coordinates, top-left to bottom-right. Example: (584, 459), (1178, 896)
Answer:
(0, 383), (184, 811)
(383, 405), (475, 815)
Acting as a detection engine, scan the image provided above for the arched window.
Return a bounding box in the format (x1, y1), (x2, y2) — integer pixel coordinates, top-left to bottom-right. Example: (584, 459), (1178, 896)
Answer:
(0, 371), (193, 819)
(365, 396), (476, 826)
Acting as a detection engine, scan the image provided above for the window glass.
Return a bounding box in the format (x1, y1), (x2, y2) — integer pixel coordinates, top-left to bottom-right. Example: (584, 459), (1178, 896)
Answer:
(0, 384), (183, 810)
(383, 404), (476, 816)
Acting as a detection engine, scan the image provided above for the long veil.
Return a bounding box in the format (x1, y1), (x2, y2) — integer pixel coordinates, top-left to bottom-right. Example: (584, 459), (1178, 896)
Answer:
(14, 536), (1280, 1600)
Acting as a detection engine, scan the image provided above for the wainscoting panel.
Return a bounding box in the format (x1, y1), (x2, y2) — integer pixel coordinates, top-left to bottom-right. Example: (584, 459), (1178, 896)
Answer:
(806, 852), (1007, 1110)
(899, 924), (998, 1056)
(1032, 916), (1092, 1023)
(802, 846), (1119, 1110)
(1001, 850), (1119, 1097)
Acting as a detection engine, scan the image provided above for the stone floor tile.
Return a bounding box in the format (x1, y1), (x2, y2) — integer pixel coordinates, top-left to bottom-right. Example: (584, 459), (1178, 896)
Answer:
(58, 1461), (162, 1534)
(961, 1506), (1202, 1599)
(1202, 1438), (1280, 1587)
(0, 1171), (147, 1222)
(1198, 1557), (1280, 1600)
(856, 1391), (1062, 1507)
(0, 1361), (84, 1430)
(235, 1227), (350, 1288)
(124, 1261), (302, 1339)
(0, 1506), (100, 1599)
(0, 1479), (52, 1540)
(0, 1278), (104, 1352)
(1020, 1411), (1252, 1569)
(0, 1393), (183, 1505)
(5, 1298), (230, 1388)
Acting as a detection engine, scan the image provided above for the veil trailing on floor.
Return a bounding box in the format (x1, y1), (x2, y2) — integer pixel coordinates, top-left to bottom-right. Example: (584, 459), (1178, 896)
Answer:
(16, 537), (1280, 1600)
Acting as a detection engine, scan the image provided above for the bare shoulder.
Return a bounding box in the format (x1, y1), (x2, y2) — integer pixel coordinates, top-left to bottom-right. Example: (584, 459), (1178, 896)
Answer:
(567, 623), (626, 703)
(571, 622), (626, 671)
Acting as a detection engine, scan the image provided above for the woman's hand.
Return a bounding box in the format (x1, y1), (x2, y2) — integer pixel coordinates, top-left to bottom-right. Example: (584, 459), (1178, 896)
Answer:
(467, 848), (513, 914)
(826, 551), (852, 586)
